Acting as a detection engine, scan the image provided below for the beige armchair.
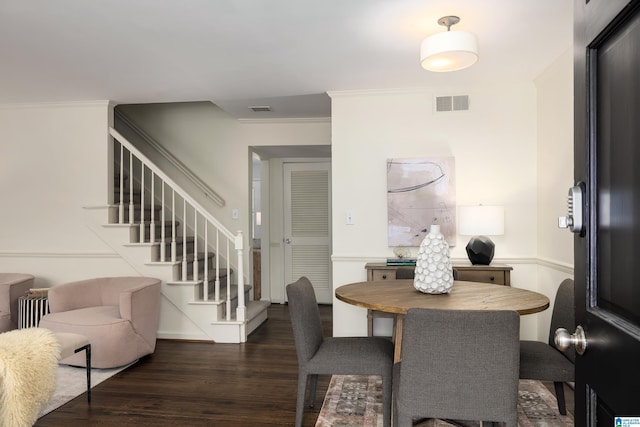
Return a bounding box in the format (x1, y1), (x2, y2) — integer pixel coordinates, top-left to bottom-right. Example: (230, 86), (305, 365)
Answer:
(0, 273), (35, 332)
(39, 276), (161, 368)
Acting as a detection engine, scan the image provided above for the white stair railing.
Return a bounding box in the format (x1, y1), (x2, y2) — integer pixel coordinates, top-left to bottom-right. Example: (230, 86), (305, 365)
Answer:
(110, 127), (245, 322)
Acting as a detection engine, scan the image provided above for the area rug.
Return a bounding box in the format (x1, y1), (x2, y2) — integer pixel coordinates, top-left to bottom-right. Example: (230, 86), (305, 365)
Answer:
(38, 363), (132, 418)
(316, 375), (574, 427)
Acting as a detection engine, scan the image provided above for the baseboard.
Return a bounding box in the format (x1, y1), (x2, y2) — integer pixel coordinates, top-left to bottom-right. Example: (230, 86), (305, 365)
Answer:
(156, 331), (214, 341)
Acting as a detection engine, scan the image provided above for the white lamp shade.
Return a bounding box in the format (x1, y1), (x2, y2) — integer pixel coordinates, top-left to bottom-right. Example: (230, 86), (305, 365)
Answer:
(458, 205), (504, 236)
(420, 31), (478, 72)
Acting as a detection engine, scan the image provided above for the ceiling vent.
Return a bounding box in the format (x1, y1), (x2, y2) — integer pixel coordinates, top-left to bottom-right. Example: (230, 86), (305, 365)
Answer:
(435, 95), (469, 112)
(248, 105), (271, 112)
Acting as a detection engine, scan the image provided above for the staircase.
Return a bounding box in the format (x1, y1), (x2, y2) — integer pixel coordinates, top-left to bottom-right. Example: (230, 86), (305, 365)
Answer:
(83, 127), (269, 343)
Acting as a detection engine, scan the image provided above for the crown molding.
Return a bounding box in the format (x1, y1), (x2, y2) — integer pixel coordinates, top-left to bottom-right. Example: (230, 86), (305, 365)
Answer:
(327, 87), (433, 98)
(0, 100), (112, 110)
(238, 117), (330, 124)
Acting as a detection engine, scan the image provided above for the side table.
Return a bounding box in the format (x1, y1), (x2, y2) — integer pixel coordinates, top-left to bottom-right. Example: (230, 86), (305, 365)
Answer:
(18, 295), (50, 329)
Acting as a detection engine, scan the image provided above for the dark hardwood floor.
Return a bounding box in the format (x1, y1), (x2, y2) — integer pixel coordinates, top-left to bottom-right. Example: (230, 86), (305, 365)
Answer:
(36, 304), (573, 426)
(36, 304), (332, 427)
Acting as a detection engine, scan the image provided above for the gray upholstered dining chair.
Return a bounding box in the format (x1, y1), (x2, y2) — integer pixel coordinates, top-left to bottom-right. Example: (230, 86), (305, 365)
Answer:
(393, 308), (520, 427)
(286, 276), (394, 427)
(520, 278), (575, 415)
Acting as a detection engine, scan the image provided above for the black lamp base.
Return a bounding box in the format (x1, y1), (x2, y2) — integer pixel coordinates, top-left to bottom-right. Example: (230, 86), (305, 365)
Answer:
(465, 236), (495, 265)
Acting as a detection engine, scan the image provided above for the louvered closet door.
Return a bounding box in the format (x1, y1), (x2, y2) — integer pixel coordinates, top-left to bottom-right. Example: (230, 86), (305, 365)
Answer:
(284, 162), (332, 303)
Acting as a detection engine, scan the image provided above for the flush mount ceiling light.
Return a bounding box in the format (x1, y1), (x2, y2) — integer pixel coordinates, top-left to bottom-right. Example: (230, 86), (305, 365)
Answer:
(420, 16), (478, 72)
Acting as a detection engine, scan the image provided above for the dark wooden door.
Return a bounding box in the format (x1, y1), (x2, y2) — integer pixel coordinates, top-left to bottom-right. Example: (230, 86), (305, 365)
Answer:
(574, 0), (640, 424)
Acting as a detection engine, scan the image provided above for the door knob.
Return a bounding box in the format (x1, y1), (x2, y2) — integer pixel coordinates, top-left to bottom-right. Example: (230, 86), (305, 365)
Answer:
(284, 238), (292, 244)
(554, 325), (587, 355)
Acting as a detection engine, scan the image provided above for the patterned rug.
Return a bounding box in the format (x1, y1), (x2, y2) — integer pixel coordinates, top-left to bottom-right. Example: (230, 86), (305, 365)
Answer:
(315, 375), (574, 427)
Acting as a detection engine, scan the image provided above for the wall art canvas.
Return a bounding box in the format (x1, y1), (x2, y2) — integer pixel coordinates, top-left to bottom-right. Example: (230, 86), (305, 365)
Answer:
(387, 157), (456, 246)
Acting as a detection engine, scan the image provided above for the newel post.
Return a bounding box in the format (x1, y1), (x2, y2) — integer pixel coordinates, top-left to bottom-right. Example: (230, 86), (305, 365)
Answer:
(235, 231), (246, 322)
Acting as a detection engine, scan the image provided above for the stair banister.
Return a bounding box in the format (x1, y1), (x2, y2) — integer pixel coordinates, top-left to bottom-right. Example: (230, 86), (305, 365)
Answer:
(204, 222), (209, 300)
(215, 230), (221, 302)
(181, 199), (188, 281)
(109, 127), (246, 323)
(128, 150), (134, 225)
(171, 190), (177, 262)
(110, 128), (237, 250)
(140, 163), (145, 240)
(119, 147), (125, 223)
(150, 172), (156, 244)
(226, 236), (231, 320)
(160, 183), (166, 261)
(193, 210), (199, 281)
(235, 232), (245, 322)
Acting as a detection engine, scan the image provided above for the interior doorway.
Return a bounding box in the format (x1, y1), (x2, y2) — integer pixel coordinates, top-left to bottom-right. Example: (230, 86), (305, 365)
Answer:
(251, 152), (263, 301)
(250, 145), (332, 304)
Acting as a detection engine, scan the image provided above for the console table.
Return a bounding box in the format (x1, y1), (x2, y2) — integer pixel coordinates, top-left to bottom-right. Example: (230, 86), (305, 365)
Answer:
(364, 262), (513, 335)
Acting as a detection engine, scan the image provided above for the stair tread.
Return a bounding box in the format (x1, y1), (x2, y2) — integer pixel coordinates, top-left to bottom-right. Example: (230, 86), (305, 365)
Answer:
(182, 283), (250, 301)
(204, 284), (249, 299)
(167, 267), (232, 280)
(175, 252), (215, 262)
(132, 220), (176, 226)
(211, 300), (270, 323)
(116, 202), (161, 208)
(166, 276), (236, 286)
(158, 236), (195, 243)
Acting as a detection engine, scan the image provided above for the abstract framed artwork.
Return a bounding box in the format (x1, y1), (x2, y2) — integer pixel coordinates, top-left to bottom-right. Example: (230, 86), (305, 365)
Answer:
(387, 157), (456, 246)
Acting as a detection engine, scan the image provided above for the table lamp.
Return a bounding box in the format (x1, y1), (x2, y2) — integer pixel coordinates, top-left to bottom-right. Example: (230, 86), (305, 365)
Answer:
(458, 205), (504, 265)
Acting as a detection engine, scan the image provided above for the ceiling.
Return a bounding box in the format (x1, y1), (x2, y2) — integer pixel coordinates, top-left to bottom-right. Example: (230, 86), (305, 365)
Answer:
(0, 1), (572, 119)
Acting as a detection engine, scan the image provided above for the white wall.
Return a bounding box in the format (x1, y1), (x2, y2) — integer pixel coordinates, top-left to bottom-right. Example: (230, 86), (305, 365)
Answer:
(0, 102), (139, 287)
(330, 86), (543, 339)
(534, 49), (575, 341)
(536, 49), (574, 266)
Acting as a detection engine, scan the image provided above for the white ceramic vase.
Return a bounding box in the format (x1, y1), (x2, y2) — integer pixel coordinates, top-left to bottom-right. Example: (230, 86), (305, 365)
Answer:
(413, 224), (454, 294)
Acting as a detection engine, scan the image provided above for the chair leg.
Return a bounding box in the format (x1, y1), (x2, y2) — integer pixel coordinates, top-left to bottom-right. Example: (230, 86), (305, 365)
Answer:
(392, 364), (400, 427)
(74, 344), (92, 403)
(295, 372), (308, 427)
(554, 381), (567, 415)
(85, 344), (91, 403)
(308, 374), (318, 408)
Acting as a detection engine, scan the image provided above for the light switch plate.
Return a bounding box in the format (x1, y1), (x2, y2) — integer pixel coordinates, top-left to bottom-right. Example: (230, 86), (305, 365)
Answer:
(346, 211), (354, 225)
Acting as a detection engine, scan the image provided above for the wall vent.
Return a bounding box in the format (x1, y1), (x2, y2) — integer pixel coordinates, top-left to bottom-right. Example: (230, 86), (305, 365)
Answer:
(435, 95), (469, 112)
(249, 105), (271, 112)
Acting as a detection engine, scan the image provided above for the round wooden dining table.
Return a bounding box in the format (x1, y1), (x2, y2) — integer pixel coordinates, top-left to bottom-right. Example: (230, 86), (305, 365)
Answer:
(335, 279), (550, 362)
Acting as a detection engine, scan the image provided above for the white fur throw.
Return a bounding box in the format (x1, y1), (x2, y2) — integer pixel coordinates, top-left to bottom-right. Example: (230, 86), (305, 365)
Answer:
(0, 328), (60, 427)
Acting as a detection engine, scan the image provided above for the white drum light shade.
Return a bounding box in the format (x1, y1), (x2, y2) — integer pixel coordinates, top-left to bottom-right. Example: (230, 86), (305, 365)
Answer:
(420, 30), (479, 72)
(458, 205), (504, 236)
